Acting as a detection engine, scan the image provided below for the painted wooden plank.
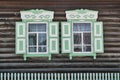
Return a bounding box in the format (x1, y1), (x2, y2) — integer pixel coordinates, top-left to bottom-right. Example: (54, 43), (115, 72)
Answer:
(14, 73), (16, 80)
(27, 73), (29, 80)
(41, 73), (43, 80)
(11, 73), (13, 80)
(58, 73), (60, 80)
(77, 73), (80, 80)
(44, 73), (47, 80)
(64, 73), (67, 80)
(90, 73), (92, 80)
(23, 73), (25, 80)
(74, 73), (77, 80)
(7, 73), (10, 80)
(68, 73), (70, 80)
(38, 73), (40, 80)
(1, 73), (2, 80)
(17, 73), (20, 80)
(95, 73), (97, 80)
(99, 73), (102, 80)
(108, 73), (110, 80)
(48, 73), (50, 80)
(105, 73), (108, 80)
(111, 73), (114, 80)
(117, 73), (120, 80)
(61, 73), (63, 80)
(80, 73), (82, 80)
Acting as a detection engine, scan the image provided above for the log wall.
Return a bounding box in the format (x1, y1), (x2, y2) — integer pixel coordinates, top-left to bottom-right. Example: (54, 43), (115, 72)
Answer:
(0, 0), (120, 72)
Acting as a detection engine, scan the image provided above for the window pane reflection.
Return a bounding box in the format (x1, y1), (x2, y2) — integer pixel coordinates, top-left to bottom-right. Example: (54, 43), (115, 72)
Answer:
(74, 46), (82, 52)
(73, 23), (91, 32)
(29, 47), (36, 52)
(83, 33), (91, 44)
(74, 33), (81, 44)
(38, 47), (46, 52)
(29, 23), (46, 32)
(73, 23), (91, 52)
(83, 46), (91, 52)
(29, 34), (36, 45)
(38, 33), (46, 45)
(28, 23), (47, 53)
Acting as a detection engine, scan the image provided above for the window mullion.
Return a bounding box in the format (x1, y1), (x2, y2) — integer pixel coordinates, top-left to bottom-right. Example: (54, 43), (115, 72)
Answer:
(37, 33), (39, 53)
(82, 32), (84, 52)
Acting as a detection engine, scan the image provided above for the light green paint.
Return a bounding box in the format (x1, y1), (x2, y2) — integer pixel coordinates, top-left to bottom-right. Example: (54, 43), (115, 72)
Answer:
(20, 9), (54, 21)
(19, 25), (23, 35)
(94, 22), (104, 53)
(97, 40), (100, 50)
(49, 22), (59, 54)
(65, 40), (69, 50)
(52, 25), (56, 35)
(1, 72), (119, 80)
(52, 40), (56, 50)
(96, 25), (100, 35)
(66, 9), (98, 20)
(62, 9), (104, 60)
(64, 25), (69, 34)
(19, 41), (23, 51)
(16, 22), (26, 55)
(61, 22), (71, 53)
(16, 9), (59, 61)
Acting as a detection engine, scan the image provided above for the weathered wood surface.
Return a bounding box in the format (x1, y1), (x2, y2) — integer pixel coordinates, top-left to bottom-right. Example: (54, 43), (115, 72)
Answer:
(0, 0), (120, 72)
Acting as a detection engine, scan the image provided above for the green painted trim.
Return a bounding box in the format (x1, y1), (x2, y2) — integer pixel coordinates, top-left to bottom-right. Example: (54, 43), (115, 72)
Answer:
(20, 9), (54, 21)
(62, 14), (104, 60)
(66, 9), (98, 20)
(15, 22), (26, 54)
(23, 53), (50, 61)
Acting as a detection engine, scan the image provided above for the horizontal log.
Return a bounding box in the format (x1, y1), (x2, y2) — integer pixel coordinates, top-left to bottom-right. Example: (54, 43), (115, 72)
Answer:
(0, 57), (119, 63)
(104, 37), (120, 42)
(0, 1), (119, 6)
(0, 53), (20, 58)
(0, 48), (14, 52)
(0, 38), (14, 42)
(0, 67), (119, 72)
(0, 62), (119, 68)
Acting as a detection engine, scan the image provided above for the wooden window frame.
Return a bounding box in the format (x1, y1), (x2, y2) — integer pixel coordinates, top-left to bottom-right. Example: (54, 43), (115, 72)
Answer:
(72, 22), (92, 53)
(27, 22), (48, 54)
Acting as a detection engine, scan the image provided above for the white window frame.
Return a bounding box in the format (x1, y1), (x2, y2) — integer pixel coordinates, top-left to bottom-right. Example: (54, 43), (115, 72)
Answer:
(72, 21), (93, 53)
(27, 22), (48, 54)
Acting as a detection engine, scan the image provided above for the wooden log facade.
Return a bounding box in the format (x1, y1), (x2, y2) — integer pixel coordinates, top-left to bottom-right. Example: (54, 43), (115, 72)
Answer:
(0, 0), (120, 72)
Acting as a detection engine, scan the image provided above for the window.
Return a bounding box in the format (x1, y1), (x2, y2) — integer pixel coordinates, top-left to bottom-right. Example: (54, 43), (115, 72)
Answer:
(16, 9), (103, 60)
(62, 9), (104, 60)
(73, 23), (91, 53)
(15, 9), (59, 60)
(28, 23), (47, 53)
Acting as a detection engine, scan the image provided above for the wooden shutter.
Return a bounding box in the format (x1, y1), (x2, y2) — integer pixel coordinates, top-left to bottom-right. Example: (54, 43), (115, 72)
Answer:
(61, 22), (71, 53)
(94, 22), (104, 53)
(16, 22), (26, 54)
(49, 22), (59, 53)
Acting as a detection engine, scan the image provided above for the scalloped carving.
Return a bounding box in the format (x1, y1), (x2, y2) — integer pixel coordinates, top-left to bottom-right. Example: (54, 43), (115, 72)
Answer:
(20, 9), (54, 21)
(66, 9), (98, 20)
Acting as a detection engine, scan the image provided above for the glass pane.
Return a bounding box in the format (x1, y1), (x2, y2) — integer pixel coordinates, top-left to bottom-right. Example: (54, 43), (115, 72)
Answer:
(83, 33), (91, 44)
(38, 33), (46, 45)
(37, 24), (46, 32)
(29, 23), (46, 32)
(29, 24), (37, 32)
(38, 47), (46, 52)
(73, 23), (91, 32)
(83, 46), (91, 52)
(74, 46), (82, 52)
(29, 34), (36, 45)
(29, 47), (36, 52)
(74, 33), (81, 44)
